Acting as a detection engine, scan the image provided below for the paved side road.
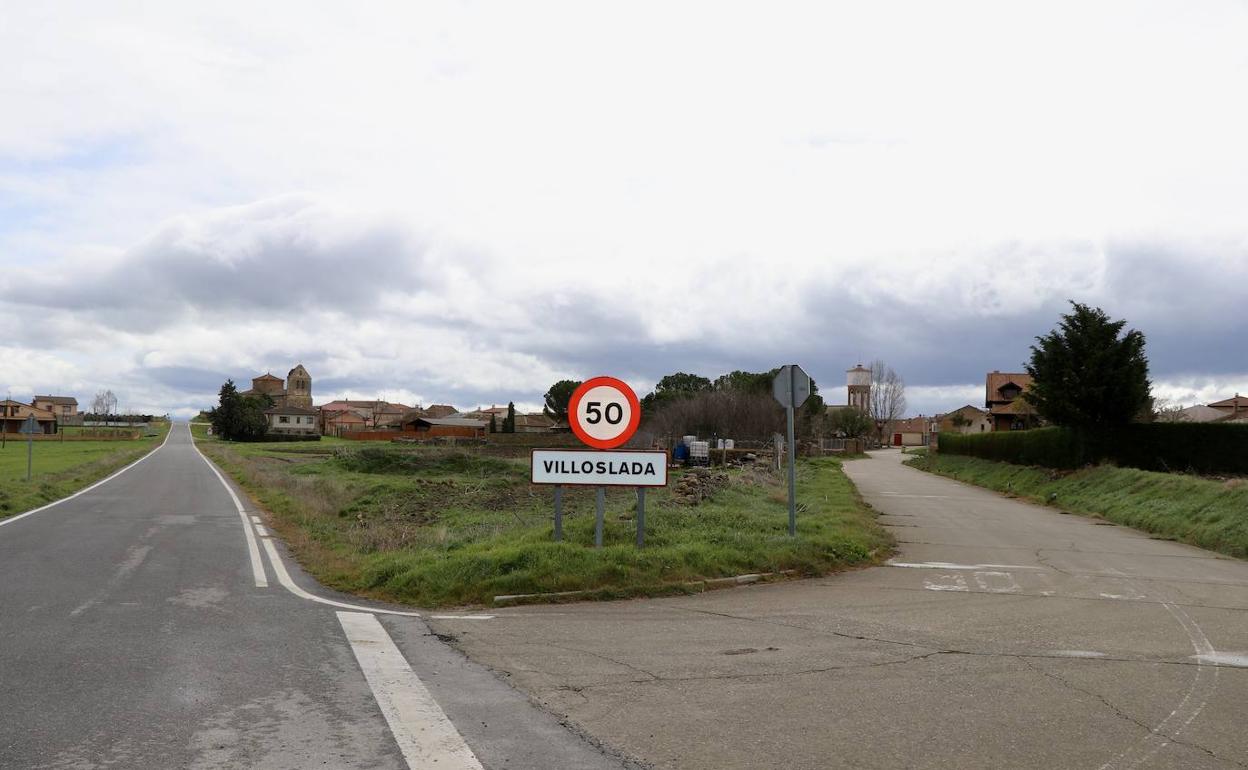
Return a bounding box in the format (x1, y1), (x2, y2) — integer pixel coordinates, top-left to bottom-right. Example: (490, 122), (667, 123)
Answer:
(431, 449), (1248, 769)
(0, 424), (634, 769)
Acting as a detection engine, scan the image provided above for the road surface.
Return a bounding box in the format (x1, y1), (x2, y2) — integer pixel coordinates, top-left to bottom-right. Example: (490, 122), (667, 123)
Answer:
(431, 449), (1248, 769)
(0, 424), (633, 769)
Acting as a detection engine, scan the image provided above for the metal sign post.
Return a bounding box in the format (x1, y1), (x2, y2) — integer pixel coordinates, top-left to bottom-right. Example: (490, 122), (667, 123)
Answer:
(21, 414), (38, 481)
(773, 365), (811, 537)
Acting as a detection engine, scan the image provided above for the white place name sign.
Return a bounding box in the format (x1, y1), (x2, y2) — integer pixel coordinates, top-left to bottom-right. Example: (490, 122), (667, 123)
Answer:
(531, 449), (668, 487)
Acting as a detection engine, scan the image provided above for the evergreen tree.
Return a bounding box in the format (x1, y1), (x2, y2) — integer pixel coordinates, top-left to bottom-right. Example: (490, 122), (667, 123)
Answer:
(542, 380), (581, 423)
(489, 413), (497, 433)
(1025, 302), (1151, 429)
(504, 401), (516, 433)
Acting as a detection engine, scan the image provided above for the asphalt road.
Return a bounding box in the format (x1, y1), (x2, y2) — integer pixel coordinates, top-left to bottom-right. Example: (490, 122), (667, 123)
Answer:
(0, 424), (633, 770)
(432, 449), (1248, 770)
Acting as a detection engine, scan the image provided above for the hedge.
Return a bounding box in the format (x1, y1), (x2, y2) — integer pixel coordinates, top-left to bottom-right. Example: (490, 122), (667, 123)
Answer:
(937, 423), (1248, 475)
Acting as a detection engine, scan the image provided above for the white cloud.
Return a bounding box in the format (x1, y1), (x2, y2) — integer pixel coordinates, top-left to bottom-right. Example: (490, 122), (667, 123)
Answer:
(2, 1), (1247, 418)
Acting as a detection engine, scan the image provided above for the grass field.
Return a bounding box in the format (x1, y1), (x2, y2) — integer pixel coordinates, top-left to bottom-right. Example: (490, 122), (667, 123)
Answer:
(192, 425), (893, 607)
(906, 452), (1248, 559)
(0, 423), (170, 519)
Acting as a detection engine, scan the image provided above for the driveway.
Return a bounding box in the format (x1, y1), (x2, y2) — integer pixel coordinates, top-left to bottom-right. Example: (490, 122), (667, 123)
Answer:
(431, 449), (1248, 769)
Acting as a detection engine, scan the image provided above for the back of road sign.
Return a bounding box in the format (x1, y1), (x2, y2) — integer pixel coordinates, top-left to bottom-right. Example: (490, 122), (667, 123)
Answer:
(773, 365), (811, 409)
(19, 415), (38, 435)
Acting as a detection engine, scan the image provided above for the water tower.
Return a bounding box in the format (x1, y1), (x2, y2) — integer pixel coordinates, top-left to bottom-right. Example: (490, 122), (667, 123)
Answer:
(847, 364), (871, 412)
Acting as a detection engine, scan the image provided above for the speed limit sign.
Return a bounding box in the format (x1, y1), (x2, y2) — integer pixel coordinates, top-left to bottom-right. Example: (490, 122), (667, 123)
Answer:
(568, 376), (641, 450)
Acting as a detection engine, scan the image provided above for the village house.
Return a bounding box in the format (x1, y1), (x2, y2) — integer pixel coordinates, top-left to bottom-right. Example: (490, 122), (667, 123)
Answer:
(937, 404), (992, 434)
(319, 400), (411, 433)
(985, 371), (1038, 431)
(0, 400), (57, 434)
(32, 395), (78, 419)
(1208, 394), (1248, 420)
(265, 404), (319, 437)
(401, 416), (487, 438)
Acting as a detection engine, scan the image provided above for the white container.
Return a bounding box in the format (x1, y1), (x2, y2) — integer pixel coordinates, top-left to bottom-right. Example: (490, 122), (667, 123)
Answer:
(690, 441), (710, 458)
(683, 435), (698, 447)
(725, 439), (735, 450)
(716, 439), (725, 450)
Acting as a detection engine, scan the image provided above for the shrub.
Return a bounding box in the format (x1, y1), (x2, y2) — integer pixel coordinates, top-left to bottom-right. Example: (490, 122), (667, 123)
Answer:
(938, 424), (1248, 475)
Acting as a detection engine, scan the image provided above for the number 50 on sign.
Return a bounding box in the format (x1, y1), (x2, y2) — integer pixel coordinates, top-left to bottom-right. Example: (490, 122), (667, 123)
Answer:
(568, 376), (641, 450)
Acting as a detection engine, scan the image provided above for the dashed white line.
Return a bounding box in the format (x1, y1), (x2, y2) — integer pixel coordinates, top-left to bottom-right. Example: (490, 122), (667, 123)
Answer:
(337, 611), (484, 770)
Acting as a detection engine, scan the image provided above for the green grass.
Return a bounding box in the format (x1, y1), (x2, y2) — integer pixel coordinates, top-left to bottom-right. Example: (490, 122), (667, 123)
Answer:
(0, 424), (170, 518)
(906, 453), (1248, 559)
(192, 424), (893, 607)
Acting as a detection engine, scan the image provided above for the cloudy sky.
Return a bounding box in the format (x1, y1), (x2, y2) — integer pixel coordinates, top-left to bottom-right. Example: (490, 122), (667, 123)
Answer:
(2, 1), (1246, 418)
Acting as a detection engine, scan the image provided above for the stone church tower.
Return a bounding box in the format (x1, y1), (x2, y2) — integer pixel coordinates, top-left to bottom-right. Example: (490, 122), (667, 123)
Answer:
(286, 364), (313, 409)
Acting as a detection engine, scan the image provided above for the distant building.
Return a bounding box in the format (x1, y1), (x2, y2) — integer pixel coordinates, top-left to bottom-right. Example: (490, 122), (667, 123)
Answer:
(1176, 404), (1226, 423)
(1208, 394), (1248, 420)
(423, 404), (458, 419)
(32, 395), (78, 418)
(937, 404), (992, 434)
(826, 364), (873, 421)
(985, 371), (1037, 431)
(1, 400), (57, 434)
(265, 404), (319, 436)
(320, 400), (411, 432)
(241, 365), (313, 410)
(402, 416), (487, 438)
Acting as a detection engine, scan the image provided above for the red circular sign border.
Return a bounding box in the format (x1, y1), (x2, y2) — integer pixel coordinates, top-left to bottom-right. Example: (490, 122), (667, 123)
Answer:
(568, 376), (642, 450)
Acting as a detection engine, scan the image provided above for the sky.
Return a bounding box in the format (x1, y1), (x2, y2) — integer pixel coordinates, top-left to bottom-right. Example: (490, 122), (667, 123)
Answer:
(1, 1), (1246, 419)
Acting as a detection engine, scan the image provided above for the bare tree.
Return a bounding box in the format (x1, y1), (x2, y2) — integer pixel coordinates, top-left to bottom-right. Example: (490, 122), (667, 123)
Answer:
(868, 360), (906, 441)
(1150, 398), (1188, 423)
(90, 389), (118, 418)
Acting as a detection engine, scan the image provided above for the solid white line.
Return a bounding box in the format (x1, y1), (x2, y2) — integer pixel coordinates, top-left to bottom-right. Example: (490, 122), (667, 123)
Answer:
(337, 611), (484, 770)
(0, 421), (173, 530)
(250, 515), (263, 524)
(189, 426), (268, 588)
(192, 428), (421, 616)
(429, 615), (496, 620)
(259, 536), (420, 617)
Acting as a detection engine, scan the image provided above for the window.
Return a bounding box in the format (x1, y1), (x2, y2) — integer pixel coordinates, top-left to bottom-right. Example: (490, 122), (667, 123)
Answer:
(279, 416), (289, 423)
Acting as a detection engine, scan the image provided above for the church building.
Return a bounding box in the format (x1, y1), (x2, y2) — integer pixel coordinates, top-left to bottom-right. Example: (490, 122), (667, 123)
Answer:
(241, 365), (313, 410)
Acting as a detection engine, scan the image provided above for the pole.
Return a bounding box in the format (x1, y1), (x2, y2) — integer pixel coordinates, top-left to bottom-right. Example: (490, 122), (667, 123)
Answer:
(636, 488), (646, 547)
(27, 428), (33, 482)
(594, 487), (605, 548)
(553, 485), (564, 542)
(786, 375), (797, 537)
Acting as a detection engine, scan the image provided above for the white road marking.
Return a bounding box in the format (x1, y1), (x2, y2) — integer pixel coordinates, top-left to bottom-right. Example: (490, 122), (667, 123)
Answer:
(923, 574), (969, 592)
(254, 524), (270, 537)
(250, 515), (263, 524)
(429, 615), (496, 620)
(1192, 652), (1248, 668)
(1051, 650), (1107, 659)
(0, 421), (173, 531)
(889, 561), (1043, 571)
(337, 611), (484, 770)
(192, 428), (421, 616)
(1097, 574), (1219, 770)
(258, 535), (421, 617)
(190, 428), (268, 588)
(972, 571), (1021, 593)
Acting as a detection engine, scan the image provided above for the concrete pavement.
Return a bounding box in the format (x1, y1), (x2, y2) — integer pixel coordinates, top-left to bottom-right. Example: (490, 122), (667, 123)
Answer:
(0, 424), (633, 769)
(431, 449), (1248, 769)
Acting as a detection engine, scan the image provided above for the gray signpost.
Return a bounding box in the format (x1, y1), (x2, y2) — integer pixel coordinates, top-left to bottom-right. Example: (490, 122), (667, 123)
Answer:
(20, 414), (38, 481)
(773, 364), (811, 537)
